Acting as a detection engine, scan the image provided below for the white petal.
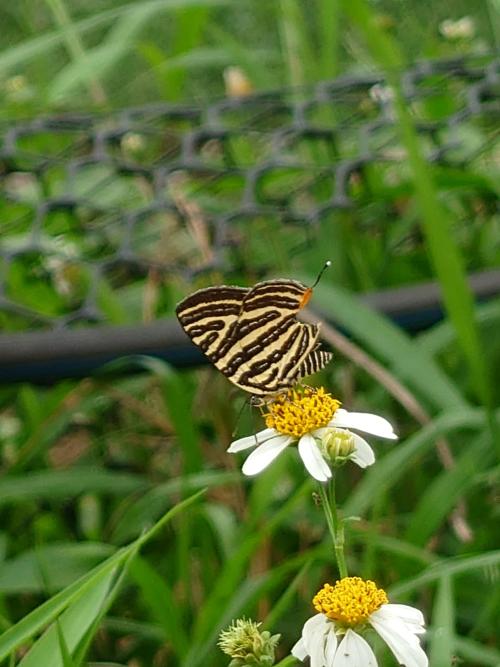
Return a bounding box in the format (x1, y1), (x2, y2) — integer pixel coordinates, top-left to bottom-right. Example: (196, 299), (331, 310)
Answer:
(298, 433), (332, 482)
(227, 428), (277, 452)
(330, 409), (397, 440)
(301, 614), (330, 667)
(370, 613), (428, 667)
(241, 435), (292, 475)
(350, 432), (375, 468)
(310, 637), (327, 667)
(374, 604), (426, 634)
(332, 629), (378, 666)
(292, 637), (308, 661)
(325, 626), (339, 664)
(302, 613), (329, 653)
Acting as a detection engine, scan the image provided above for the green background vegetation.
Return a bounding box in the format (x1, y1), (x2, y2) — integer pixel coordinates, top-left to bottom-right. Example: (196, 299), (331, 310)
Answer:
(0, 1), (499, 665)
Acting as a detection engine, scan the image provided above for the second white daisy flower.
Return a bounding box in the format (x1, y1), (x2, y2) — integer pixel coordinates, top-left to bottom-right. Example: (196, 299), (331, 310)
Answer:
(293, 577), (428, 667)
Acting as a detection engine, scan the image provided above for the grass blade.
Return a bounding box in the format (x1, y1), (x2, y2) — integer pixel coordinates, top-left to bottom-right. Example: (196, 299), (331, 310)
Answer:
(345, 407), (486, 517)
(0, 0), (230, 77)
(390, 551), (500, 597)
(0, 490), (203, 661)
(429, 575), (455, 667)
(44, 0), (107, 105)
(338, 0), (492, 410)
(0, 468), (149, 508)
(309, 280), (467, 411)
(277, 0), (313, 87)
(18, 569), (115, 667)
(130, 557), (189, 658)
(404, 433), (491, 546)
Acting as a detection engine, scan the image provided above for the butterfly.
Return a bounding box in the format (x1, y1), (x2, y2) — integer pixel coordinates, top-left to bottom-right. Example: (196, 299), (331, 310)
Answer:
(175, 263), (332, 397)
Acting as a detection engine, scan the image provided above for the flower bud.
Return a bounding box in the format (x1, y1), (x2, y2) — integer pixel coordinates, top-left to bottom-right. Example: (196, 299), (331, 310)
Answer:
(218, 618), (280, 666)
(320, 428), (355, 466)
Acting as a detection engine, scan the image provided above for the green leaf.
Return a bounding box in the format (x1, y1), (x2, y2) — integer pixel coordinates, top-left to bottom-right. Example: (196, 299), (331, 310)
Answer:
(345, 408), (486, 517)
(73, 547), (139, 666)
(310, 281), (467, 411)
(200, 502), (239, 560)
(0, 0), (230, 76)
(0, 543), (114, 594)
(278, 0), (315, 87)
(11, 383), (105, 471)
(110, 470), (240, 543)
(185, 547), (321, 667)
(338, 0), (492, 408)
(418, 299), (500, 358)
(389, 551), (500, 597)
(18, 568), (115, 667)
(405, 433), (492, 546)
(125, 356), (202, 473)
(429, 576), (455, 667)
(55, 621), (74, 667)
(0, 468), (149, 508)
(189, 480), (312, 657)
(130, 557), (189, 657)
(453, 635), (500, 666)
(47, 4), (162, 103)
(0, 490), (203, 661)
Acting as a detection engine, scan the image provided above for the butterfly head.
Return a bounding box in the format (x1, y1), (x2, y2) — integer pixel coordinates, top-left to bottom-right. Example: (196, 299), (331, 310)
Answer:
(299, 287), (313, 308)
(299, 260), (331, 310)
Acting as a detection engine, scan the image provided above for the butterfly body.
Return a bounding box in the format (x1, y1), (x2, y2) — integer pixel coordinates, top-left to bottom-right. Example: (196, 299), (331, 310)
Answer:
(176, 278), (332, 397)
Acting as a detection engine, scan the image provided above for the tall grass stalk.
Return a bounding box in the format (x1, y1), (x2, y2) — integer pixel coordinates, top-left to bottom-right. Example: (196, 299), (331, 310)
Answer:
(486, 0), (500, 49)
(318, 0), (341, 78)
(44, 0), (108, 106)
(278, 0), (342, 85)
(277, 0), (311, 87)
(339, 0), (493, 417)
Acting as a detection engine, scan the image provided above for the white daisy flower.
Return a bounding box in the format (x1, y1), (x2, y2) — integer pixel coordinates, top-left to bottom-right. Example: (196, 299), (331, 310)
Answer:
(292, 577), (428, 667)
(439, 16), (475, 40)
(227, 387), (397, 482)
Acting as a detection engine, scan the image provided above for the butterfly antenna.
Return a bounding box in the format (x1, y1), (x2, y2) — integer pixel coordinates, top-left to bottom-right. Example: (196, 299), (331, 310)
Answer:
(299, 261), (332, 309)
(311, 260), (332, 288)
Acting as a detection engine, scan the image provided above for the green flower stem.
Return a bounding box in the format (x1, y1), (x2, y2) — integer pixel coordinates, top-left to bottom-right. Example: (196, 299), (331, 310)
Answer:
(318, 478), (348, 578)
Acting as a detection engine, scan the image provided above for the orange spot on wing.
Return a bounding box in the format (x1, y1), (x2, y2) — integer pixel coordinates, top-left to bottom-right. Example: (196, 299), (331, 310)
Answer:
(299, 287), (313, 309)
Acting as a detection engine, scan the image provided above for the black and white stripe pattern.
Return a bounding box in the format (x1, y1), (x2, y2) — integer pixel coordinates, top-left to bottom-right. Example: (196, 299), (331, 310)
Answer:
(176, 279), (332, 396)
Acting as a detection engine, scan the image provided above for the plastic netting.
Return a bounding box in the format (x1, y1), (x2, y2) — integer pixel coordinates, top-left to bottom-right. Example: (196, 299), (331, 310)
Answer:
(1, 54), (499, 334)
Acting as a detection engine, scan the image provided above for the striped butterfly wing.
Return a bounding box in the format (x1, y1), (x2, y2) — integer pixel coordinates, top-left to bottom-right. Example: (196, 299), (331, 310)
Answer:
(176, 279), (332, 396)
(225, 279), (332, 395)
(175, 284), (249, 359)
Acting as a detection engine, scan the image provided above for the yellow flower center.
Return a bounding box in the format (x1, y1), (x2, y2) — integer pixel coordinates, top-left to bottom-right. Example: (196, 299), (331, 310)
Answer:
(264, 387), (340, 438)
(313, 577), (388, 626)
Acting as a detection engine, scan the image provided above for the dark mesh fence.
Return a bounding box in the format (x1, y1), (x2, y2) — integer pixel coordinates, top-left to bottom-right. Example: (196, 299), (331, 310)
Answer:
(0, 54), (499, 380)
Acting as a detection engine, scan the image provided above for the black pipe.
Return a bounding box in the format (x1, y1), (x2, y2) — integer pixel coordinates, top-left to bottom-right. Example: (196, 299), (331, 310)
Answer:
(0, 269), (499, 384)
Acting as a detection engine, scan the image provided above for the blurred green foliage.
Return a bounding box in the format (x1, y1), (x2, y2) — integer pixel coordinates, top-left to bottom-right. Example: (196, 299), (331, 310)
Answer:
(0, 1), (499, 666)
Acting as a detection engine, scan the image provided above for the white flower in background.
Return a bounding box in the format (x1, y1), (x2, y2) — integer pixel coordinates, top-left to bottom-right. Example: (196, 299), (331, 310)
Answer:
(439, 16), (475, 40)
(41, 236), (81, 297)
(293, 577), (428, 667)
(369, 83), (395, 105)
(121, 131), (146, 156)
(227, 387), (397, 482)
(0, 414), (21, 441)
(223, 66), (254, 97)
(4, 74), (34, 103)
